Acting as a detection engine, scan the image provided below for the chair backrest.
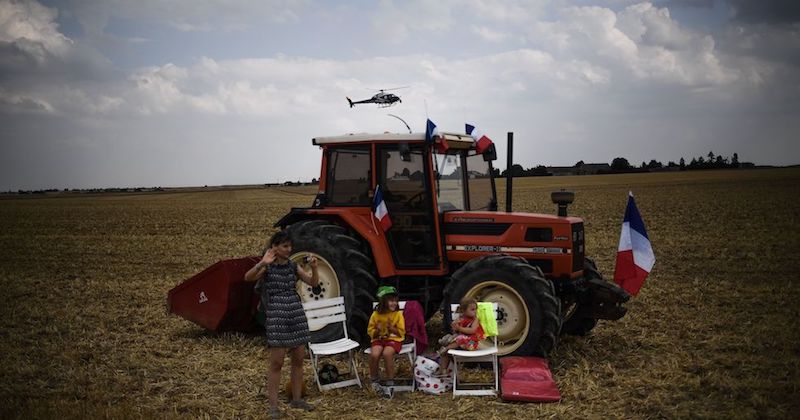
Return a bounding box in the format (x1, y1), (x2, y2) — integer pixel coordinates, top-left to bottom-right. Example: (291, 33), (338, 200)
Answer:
(303, 296), (349, 339)
(450, 302), (499, 338)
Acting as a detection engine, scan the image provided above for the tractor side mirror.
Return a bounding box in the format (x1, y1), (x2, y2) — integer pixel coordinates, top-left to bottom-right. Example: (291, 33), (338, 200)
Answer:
(399, 142), (411, 161)
(482, 143), (497, 161)
(312, 192), (326, 208)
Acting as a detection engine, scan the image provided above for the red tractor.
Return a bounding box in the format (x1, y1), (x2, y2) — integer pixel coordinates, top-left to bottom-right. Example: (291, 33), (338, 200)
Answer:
(267, 131), (629, 356)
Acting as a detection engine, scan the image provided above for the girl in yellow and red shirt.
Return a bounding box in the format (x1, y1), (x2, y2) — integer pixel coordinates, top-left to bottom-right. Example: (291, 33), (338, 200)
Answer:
(367, 286), (405, 391)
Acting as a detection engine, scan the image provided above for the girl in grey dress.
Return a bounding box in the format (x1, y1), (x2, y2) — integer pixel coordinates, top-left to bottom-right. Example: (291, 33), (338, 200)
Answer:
(245, 230), (318, 419)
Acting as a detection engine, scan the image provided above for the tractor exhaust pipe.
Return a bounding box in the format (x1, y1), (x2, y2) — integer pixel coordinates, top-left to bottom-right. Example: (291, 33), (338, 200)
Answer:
(506, 132), (513, 213)
(551, 189), (575, 217)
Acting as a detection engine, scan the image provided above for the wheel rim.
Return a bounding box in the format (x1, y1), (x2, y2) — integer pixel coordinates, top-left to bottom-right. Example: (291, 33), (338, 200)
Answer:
(465, 280), (530, 356)
(291, 252), (340, 332)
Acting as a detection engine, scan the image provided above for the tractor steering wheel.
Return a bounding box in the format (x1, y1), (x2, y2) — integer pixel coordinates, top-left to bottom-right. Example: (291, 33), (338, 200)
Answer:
(406, 191), (426, 209)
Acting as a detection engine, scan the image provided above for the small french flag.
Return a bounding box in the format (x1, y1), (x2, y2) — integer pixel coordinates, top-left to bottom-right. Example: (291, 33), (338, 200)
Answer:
(465, 123), (493, 154)
(613, 192), (655, 295)
(373, 185), (392, 232)
(426, 118), (449, 153)
(425, 119), (439, 143)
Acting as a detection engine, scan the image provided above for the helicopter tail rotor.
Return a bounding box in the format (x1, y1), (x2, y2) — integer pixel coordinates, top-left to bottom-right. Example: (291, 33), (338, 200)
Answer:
(346, 97), (354, 108)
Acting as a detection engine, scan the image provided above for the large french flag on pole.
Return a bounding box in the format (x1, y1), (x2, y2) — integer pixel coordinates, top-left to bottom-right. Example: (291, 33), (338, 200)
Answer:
(372, 185), (392, 232)
(613, 192), (655, 296)
(465, 123), (494, 154)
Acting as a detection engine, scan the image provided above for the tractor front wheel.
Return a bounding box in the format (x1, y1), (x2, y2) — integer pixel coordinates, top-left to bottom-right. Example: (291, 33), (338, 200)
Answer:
(287, 220), (376, 344)
(444, 255), (561, 357)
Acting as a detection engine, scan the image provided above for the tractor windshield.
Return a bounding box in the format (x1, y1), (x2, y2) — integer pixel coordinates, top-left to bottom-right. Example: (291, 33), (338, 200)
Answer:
(434, 152), (465, 212)
(433, 149), (496, 212)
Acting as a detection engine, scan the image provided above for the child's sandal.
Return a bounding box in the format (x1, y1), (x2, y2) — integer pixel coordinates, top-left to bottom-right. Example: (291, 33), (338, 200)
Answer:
(269, 407), (283, 419)
(289, 399), (314, 411)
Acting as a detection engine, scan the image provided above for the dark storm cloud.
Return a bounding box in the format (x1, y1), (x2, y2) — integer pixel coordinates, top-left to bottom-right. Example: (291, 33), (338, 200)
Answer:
(727, 0), (800, 24)
(0, 39), (119, 88)
(0, 41), (43, 77)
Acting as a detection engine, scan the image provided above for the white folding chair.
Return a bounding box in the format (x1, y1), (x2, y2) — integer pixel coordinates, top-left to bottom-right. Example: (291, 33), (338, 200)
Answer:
(303, 297), (362, 391)
(448, 302), (499, 397)
(363, 301), (417, 392)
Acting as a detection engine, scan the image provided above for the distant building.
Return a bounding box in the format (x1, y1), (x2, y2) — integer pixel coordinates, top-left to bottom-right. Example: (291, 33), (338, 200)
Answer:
(574, 163), (611, 175)
(547, 166), (575, 176)
(547, 163), (611, 176)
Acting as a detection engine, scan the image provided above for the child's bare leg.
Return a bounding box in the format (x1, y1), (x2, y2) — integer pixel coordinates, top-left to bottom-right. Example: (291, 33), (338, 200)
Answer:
(289, 345), (305, 401)
(438, 342), (459, 372)
(268, 348), (288, 409)
(382, 346), (397, 381)
(368, 345), (384, 381)
(440, 354), (451, 372)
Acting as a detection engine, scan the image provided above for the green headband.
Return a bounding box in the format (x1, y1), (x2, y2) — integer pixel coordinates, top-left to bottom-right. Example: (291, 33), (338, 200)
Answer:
(376, 286), (398, 299)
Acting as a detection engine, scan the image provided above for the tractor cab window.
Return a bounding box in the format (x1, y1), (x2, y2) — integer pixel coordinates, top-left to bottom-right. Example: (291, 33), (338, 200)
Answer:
(326, 147), (371, 206)
(383, 150), (427, 206)
(433, 152), (465, 212)
(433, 149), (497, 212)
(466, 153), (497, 211)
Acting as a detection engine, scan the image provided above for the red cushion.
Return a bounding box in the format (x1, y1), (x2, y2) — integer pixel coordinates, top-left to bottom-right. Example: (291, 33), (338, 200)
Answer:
(500, 356), (561, 402)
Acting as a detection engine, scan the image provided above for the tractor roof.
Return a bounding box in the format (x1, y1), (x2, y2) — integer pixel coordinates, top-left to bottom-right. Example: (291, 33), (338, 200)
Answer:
(312, 132), (474, 149)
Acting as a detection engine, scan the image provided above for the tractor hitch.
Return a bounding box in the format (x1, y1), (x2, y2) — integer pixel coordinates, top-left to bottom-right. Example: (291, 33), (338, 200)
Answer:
(567, 276), (631, 321)
(583, 276), (630, 320)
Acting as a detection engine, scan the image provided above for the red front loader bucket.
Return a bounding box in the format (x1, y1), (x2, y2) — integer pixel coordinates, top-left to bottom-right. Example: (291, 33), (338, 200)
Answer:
(167, 257), (261, 332)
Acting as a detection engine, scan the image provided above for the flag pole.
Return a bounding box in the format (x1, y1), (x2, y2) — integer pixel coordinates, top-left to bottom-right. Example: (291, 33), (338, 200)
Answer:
(371, 184), (379, 235)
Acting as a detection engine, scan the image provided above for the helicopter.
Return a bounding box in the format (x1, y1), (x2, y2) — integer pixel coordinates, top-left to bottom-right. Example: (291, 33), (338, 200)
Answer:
(346, 87), (407, 108)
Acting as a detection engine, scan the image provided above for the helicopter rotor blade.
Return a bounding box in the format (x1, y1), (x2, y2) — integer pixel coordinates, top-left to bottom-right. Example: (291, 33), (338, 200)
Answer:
(365, 86), (409, 92)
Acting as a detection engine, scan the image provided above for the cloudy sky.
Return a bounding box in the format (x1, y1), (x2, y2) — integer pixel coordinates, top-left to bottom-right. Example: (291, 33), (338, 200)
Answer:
(1, 0), (798, 190)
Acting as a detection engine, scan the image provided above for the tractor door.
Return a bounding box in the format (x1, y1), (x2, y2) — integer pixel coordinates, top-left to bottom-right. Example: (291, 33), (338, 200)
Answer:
(378, 145), (441, 267)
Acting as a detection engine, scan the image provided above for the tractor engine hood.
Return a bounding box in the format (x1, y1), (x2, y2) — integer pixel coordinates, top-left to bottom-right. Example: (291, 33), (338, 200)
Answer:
(442, 211), (582, 226)
(441, 211), (586, 278)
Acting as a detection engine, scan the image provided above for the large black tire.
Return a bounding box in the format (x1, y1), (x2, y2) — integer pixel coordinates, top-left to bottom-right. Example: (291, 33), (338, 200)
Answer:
(286, 220), (376, 344)
(443, 255), (561, 357)
(560, 258), (601, 336)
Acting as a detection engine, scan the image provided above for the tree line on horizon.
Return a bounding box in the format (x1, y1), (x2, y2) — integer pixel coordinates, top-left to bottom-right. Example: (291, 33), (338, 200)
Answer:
(497, 151), (749, 177)
(2, 151), (759, 195)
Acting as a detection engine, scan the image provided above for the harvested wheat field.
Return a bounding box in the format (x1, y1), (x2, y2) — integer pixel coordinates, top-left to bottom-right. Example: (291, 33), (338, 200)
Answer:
(1, 168), (799, 419)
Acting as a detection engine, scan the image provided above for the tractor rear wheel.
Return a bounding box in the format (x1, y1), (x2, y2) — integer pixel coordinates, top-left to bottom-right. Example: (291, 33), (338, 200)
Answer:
(444, 255), (561, 357)
(560, 258), (601, 336)
(287, 220), (376, 344)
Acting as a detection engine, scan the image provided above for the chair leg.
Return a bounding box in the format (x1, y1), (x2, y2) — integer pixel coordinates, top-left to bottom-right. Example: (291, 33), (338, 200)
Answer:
(451, 356), (458, 399)
(493, 355), (499, 393)
(407, 352), (415, 391)
(349, 349), (362, 388)
(310, 352), (323, 392)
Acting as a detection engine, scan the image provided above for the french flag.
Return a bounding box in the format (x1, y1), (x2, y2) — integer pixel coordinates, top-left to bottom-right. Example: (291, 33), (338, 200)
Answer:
(426, 118), (449, 153)
(613, 192), (655, 296)
(373, 185), (392, 232)
(425, 119), (439, 143)
(465, 123), (493, 154)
